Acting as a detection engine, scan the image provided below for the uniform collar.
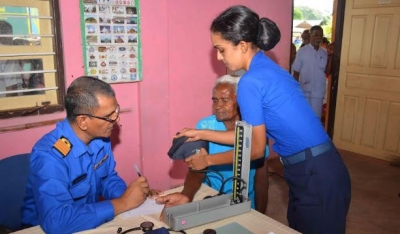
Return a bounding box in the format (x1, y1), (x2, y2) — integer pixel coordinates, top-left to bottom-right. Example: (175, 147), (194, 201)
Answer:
(248, 51), (265, 70)
(58, 119), (99, 158)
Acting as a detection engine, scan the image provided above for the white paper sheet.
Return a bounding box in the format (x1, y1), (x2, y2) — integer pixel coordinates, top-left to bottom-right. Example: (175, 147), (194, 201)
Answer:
(118, 198), (164, 218)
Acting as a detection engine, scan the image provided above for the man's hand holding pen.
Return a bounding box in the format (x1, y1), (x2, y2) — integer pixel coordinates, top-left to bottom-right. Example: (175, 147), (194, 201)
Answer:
(134, 164), (162, 198)
(111, 176), (150, 216)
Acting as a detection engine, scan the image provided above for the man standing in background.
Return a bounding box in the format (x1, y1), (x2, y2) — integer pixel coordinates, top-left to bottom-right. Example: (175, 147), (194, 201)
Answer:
(300, 29), (310, 48)
(292, 25), (328, 119)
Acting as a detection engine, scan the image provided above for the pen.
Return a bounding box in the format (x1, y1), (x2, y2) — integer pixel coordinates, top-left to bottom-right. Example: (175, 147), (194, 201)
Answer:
(134, 163), (142, 177)
(134, 164), (152, 197)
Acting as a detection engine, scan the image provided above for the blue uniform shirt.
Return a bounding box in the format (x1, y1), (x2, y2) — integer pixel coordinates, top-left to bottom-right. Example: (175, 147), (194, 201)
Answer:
(196, 115), (269, 208)
(237, 51), (329, 157)
(21, 119), (127, 234)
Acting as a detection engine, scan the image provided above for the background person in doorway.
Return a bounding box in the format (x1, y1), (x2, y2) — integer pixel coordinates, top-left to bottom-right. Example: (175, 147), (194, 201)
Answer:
(292, 25), (328, 119)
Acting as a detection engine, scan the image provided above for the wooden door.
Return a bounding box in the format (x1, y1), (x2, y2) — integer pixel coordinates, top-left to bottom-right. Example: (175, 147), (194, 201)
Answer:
(333, 0), (400, 162)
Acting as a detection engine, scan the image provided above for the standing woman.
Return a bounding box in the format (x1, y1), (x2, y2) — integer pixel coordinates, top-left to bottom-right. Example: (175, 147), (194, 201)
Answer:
(181, 5), (351, 234)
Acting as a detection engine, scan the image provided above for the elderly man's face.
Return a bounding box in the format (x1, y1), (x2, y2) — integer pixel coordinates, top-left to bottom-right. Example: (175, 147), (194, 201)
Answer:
(212, 83), (239, 122)
(310, 28), (323, 47)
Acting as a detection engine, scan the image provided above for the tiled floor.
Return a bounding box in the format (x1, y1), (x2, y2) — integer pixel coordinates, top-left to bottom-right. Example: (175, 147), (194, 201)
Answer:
(265, 150), (400, 233)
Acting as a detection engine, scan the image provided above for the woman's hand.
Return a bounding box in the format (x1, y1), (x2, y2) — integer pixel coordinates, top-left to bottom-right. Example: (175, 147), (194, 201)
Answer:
(176, 128), (202, 142)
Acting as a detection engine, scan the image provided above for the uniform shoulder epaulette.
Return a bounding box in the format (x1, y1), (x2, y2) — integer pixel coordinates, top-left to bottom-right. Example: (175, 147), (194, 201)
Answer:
(53, 136), (73, 157)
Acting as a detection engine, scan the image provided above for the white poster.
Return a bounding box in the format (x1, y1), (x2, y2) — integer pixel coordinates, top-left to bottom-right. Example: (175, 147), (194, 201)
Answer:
(81, 0), (141, 83)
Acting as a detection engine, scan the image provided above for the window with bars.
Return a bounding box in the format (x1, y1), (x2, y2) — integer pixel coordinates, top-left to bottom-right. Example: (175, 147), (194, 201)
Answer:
(0, 0), (65, 119)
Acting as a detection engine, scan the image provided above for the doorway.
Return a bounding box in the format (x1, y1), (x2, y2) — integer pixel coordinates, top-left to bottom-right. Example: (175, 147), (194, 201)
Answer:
(291, 0), (338, 136)
(295, 0), (400, 162)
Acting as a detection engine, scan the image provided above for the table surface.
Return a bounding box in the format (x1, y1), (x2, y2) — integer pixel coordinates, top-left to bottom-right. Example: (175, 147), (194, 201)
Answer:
(13, 185), (299, 234)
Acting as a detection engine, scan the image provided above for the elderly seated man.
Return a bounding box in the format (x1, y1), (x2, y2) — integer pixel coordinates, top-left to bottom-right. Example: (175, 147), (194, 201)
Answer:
(157, 75), (269, 218)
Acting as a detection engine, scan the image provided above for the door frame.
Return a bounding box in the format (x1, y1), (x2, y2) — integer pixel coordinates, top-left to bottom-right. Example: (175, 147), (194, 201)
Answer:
(327, 0), (345, 138)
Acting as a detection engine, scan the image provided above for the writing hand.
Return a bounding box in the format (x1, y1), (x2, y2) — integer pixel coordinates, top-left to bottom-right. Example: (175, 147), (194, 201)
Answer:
(123, 176), (149, 209)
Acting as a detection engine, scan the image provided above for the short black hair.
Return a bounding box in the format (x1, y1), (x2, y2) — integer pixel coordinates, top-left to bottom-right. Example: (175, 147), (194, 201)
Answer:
(65, 76), (115, 121)
(310, 25), (323, 34)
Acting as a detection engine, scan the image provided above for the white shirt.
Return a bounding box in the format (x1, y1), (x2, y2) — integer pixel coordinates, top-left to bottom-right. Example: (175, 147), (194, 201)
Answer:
(292, 44), (328, 98)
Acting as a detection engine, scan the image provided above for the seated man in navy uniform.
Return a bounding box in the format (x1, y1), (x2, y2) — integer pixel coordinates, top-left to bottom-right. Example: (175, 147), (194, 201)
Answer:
(21, 76), (151, 233)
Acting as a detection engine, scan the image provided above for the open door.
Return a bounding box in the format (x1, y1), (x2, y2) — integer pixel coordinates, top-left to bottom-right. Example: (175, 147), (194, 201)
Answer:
(333, 0), (400, 162)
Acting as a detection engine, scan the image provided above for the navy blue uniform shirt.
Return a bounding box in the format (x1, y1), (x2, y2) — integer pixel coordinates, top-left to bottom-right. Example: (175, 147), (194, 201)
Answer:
(21, 119), (127, 234)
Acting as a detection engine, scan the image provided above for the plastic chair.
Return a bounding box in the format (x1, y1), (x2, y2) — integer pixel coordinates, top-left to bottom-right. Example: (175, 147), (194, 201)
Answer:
(0, 153), (30, 232)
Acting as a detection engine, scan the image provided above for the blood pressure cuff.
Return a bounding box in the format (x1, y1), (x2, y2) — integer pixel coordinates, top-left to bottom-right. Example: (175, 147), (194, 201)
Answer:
(167, 136), (209, 160)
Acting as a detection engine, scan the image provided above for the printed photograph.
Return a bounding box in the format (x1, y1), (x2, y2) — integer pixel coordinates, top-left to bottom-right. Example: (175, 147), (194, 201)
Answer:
(113, 26), (125, 34)
(84, 15), (97, 23)
(127, 17), (137, 25)
(100, 25), (111, 34)
(84, 5), (96, 13)
(126, 26), (137, 34)
(113, 17), (125, 24)
(86, 25), (96, 34)
(99, 17), (111, 24)
(100, 35), (112, 43)
(126, 7), (137, 15)
(114, 35), (125, 43)
(128, 35), (137, 43)
(86, 35), (98, 43)
(112, 6), (125, 14)
(98, 5), (110, 13)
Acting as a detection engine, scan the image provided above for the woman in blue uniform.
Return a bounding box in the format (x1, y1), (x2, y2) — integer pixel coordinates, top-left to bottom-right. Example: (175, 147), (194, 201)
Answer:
(181, 5), (351, 234)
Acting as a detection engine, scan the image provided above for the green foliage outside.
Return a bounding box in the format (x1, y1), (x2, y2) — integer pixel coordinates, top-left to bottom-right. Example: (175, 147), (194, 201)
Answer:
(293, 8), (303, 20)
(295, 6), (323, 20)
(293, 6), (333, 42)
(321, 16), (333, 43)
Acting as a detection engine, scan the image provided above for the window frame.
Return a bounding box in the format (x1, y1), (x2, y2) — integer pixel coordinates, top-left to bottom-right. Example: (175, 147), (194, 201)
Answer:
(0, 0), (65, 119)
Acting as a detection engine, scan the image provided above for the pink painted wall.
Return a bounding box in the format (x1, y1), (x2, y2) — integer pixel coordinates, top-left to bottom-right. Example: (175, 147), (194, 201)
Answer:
(0, 0), (292, 190)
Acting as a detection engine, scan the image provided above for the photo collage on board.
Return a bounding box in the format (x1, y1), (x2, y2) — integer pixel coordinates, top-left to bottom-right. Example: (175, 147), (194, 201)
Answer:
(83, 0), (139, 83)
